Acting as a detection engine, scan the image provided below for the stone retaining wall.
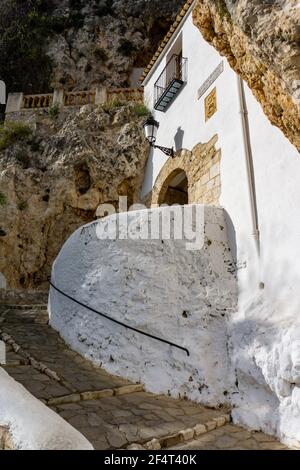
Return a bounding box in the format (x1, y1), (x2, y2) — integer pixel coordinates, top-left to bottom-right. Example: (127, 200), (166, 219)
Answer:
(5, 87), (144, 114)
(0, 426), (13, 450)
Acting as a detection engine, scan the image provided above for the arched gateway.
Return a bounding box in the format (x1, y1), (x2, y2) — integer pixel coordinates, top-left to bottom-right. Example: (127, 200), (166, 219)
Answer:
(150, 135), (222, 207)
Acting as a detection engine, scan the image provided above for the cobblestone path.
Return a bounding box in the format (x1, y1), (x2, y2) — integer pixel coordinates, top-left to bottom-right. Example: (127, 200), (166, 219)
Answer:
(170, 425), (290, 451)
(0, 306), (290, 450)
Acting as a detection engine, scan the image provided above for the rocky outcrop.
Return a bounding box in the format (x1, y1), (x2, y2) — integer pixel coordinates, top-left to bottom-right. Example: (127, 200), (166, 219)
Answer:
(0, 0), (183, 95)
(193, 0), (300, 151)
(48, 0), (183, 90)
(0, 103), (148, 289)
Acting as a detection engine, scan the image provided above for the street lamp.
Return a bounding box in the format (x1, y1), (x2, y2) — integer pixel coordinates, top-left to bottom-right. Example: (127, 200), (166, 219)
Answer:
(143, 116), (174, 158)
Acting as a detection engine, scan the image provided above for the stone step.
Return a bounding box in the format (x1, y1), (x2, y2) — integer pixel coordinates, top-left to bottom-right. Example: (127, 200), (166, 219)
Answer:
(0, 306), (289, 451)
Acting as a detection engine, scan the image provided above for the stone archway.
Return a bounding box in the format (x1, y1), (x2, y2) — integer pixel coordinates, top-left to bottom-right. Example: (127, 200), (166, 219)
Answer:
(157, 168), (189, 205)
(151, 134), (221, 206)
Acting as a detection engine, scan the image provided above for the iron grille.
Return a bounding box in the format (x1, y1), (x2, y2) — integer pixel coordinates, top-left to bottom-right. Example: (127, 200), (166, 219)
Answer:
(154, 54), (187, 111)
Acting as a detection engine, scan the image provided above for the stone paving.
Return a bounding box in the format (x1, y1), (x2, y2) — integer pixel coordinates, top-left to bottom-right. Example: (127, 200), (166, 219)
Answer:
(170, 424), (290, 451)
(0, 305), (290, 450)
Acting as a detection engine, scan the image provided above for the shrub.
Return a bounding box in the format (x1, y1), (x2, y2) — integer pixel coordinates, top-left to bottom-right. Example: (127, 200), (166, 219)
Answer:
(0, 122), (32, 151)
(133, 103), (149, 117)
(48, 104), (60, 120)
(0, 1), (55, 94)
(0, 192), (7, 206)
(102, 98), (124, 112)
(14, 149), (30, 168)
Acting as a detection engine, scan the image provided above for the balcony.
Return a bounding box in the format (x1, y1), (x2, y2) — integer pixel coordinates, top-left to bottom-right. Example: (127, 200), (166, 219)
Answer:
(154, 54), (187, 112)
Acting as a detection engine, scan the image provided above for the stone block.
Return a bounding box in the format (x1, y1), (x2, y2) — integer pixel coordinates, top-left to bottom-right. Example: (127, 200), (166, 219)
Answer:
(213, 416), (227, 427)
(194, 423), (207, 436)
(48, 393), (81, 406)
(200, 173), (209, 185)
(206, 179), (215, 191)
(114, 384), (144, 395)
(144, 438), (161, 450)
(5, 93), (24, 113)
(210, 163), (220, 179)
(95, 87), (108, 105)
(81, 389), (114, 400)
(179, 428), (195, 441)
(127, 443), (145, 450)
(4, 432), (14, 450)
(160, 432), (183, 448)
(53, 88), (64, 107)
(205, 420), (217, 431)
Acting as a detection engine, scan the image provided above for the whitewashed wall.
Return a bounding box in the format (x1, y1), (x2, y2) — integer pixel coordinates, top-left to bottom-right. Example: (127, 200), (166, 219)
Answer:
(142, 10), (300, 447)
(49, 206), (237, 408)
(0, 367), (93, 450)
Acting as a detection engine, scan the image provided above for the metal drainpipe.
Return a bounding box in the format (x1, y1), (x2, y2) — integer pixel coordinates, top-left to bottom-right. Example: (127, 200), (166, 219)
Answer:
(237, 76), (260, 256)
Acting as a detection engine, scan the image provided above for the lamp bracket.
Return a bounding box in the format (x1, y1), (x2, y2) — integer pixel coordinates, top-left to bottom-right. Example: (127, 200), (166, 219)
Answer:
(151, 143), (174, 158)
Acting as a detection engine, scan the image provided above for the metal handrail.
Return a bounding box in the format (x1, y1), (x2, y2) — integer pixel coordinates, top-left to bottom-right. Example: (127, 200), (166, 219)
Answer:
(48, 279), (190, 357)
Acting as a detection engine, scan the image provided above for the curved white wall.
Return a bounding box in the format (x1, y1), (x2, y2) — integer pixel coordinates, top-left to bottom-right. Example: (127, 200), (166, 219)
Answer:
(49, 206), (237, 407)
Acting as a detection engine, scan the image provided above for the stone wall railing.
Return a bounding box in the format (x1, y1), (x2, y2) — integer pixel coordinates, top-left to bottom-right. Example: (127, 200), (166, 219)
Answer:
(23, 93), (53, 109)
(64, 90), (96, 106)
(107, 87), (144, 103)
(5, 87), (144, 114)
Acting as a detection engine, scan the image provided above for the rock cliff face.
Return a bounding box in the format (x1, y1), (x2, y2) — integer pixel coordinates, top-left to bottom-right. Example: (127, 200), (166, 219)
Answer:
(0, 103), (148, 289)
(193, 0), (300, 151)
(0, 0), (183, 94)
(48, 0), (183, 90)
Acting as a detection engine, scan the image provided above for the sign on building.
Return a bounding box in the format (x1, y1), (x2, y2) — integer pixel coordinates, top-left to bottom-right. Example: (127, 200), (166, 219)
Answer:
(205, 87), (217, 121)
(197, 62), (223, 100)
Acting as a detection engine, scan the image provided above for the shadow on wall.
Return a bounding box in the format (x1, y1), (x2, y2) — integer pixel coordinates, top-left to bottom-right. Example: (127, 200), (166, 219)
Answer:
(230, 316), (281, 434)
(174, 126), (184, 151)
(228, 224), (300, 445)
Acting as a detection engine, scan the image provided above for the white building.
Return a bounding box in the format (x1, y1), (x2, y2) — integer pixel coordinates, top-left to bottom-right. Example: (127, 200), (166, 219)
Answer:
(139, 0), (300, 446)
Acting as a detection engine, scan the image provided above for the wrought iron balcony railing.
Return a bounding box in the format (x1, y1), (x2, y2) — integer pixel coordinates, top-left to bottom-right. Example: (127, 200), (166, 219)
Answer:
(154, 54), (187, 112)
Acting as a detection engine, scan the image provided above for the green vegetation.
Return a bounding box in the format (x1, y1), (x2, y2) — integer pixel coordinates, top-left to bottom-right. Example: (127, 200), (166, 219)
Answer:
(102, 98), (124, 112)
(133, 103), (149, 117)
(0, 0), (95, 95)
(14, 149), (30, 168)
(0, 1), (56, 94)
(0, 192), (7, 206)
(0, 122), (32, 151)
(48, 104), (60, 120)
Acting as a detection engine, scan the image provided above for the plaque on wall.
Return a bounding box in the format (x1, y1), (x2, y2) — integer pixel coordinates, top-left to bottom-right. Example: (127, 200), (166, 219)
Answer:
(197, 61), (224, 100)
(205, 87), (217, 121)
